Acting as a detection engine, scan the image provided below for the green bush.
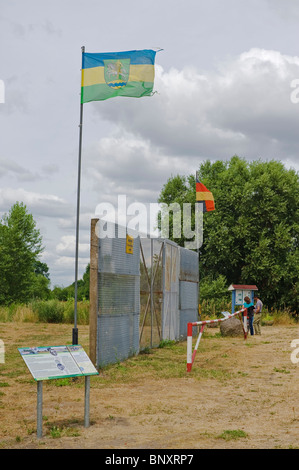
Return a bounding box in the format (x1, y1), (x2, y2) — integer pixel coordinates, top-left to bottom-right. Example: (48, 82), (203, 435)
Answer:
(200, 298), (232, 318)
(32, 299), (64, 323)
(199, 275), (231, 318)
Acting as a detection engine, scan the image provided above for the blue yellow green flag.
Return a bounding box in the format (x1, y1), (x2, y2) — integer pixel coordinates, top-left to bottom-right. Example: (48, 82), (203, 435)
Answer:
(81, 49), (156, 103)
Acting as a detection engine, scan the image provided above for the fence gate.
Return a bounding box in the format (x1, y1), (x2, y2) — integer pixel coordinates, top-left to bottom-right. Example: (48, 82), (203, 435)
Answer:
(139, 237), (164, 349)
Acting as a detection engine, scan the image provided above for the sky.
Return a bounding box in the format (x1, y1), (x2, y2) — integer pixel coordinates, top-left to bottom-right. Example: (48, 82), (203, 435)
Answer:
(0, 0), (299, 288)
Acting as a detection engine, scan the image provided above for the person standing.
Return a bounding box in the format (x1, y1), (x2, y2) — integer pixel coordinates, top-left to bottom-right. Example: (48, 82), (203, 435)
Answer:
(244, 296), (254, 336)
(253, 294), (263, 335)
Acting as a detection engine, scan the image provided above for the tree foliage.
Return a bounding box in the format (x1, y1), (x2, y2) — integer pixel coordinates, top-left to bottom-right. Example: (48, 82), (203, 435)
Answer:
(52, 264), (90, 301)
(0, 202), (50, 304)
(158, 156), (299, 312)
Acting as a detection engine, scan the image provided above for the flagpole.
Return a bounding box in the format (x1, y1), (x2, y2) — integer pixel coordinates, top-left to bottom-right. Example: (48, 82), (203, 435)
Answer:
(196, 171), (200, 321)
(72, 45), (85, 345)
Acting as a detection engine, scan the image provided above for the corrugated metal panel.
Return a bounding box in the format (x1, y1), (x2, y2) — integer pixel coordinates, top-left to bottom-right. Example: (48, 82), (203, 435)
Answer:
(179, 247), (199, 282)
(179, 281), (198, 310)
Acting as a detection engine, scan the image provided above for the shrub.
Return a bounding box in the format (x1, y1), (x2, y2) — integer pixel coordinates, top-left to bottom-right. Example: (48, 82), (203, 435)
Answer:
(32, 299), (64, 323)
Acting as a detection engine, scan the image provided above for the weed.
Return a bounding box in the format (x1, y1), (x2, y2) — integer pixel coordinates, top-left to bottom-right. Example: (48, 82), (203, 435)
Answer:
(274, 367), (290, 374)
(158, 339), (177, 348)
(50, 426), (61, 438)
(139, 346), (151, 355)
(54, 378), (72, 387)
(217, 429), (248, 440)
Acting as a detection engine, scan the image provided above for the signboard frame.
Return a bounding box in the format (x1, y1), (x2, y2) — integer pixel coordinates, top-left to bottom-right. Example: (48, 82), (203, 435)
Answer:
(19, 344), (98, 438)
(19, 344), (98, 381)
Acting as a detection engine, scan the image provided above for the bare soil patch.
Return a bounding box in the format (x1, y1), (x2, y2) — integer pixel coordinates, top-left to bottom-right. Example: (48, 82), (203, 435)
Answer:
(0, 322), (298, 449)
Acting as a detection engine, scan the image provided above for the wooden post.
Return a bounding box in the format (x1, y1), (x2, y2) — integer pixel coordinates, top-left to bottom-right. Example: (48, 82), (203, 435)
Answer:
(89, 218), (99, 366)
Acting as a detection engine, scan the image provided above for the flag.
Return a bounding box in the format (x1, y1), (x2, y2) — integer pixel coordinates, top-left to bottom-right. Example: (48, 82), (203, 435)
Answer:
(81, 49), (156, 103)
(196, 173), (215, 212)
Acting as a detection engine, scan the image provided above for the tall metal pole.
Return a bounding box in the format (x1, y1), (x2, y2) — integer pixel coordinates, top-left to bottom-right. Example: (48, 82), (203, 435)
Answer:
(150, 238), (153, 348)
(196, 172), (201, 321)
(73, 45), (85, 345)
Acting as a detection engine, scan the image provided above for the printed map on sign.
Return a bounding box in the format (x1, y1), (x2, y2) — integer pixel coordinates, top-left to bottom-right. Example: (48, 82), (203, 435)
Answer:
(18, 345), (98, 381)
(235, 290), (252, 305)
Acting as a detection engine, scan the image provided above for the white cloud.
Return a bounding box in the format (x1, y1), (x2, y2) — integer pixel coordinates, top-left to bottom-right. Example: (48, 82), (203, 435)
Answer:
(90, 49), (299, 169)
(56, 235), (90, 258)
(0, 188), (71, 218)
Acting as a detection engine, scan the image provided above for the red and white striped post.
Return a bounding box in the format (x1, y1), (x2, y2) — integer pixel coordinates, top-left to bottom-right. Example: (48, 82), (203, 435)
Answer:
(187, 322), (205, 372)
(187, 322), (195, 373)
(187, 308), (246, 372)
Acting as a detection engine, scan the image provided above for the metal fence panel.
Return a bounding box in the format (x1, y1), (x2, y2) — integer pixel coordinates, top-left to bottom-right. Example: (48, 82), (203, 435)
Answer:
(162, 241), (180, 341)
(179, 247), (199, 283)
(93, 220), (199, 365)
(178, 248), (199, 339)
(139, 237), (163, 349)
(97, 312), (139, 367)
(96, 221), (140, 368)
(98, 222), (140, 276)
(179, 280), (198, 310)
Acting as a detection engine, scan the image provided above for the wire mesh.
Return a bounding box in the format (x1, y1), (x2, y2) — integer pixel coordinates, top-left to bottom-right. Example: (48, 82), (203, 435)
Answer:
(96, 221), (140, 367)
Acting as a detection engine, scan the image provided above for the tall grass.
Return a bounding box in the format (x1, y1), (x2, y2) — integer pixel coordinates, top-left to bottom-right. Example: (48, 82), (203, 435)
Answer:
(0, 298), (296, 326)
(261, 307), (296, 326)
(0, 299), (89, 324)
(199, 299), (297, 325)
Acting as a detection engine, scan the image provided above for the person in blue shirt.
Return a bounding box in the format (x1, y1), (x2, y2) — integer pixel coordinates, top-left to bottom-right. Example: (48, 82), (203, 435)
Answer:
(244, 296), (255, 336)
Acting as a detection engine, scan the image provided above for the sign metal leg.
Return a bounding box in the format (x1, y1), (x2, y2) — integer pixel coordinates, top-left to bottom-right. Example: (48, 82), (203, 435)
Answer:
(37, 381), (43, 438)
(84, 375), (90, 428)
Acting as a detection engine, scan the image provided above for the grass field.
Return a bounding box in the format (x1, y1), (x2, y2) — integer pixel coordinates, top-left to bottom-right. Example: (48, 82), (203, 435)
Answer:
(0, 321), (298, 449)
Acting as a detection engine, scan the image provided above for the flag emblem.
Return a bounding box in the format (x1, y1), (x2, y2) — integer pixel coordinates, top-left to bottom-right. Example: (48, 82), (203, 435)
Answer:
(104, 59), (130, 89)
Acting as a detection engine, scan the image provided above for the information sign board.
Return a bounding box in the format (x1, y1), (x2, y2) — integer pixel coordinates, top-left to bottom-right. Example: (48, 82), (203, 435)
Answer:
(235, 289), (252, 305)
(18, 345), (98, 381)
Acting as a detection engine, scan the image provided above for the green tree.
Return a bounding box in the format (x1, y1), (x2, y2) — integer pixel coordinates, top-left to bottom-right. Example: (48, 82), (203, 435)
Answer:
(0, 202), (44, 303)
(158, 157), (299, 312)
(51, 264), (90, 301)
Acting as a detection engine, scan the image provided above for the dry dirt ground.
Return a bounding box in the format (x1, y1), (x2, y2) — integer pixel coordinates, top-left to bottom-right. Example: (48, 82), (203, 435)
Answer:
(0, 322), (298, 449)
